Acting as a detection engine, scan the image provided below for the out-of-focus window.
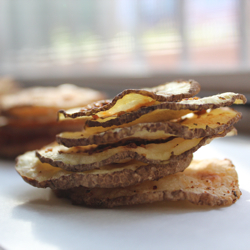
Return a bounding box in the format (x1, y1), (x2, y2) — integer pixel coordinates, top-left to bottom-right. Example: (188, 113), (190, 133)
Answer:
(0, 0), (249, 82)
(187, 0), (239, 68)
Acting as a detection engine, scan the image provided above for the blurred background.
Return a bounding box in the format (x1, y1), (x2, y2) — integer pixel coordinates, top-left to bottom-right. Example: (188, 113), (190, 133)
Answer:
(0, 0), (249, 132)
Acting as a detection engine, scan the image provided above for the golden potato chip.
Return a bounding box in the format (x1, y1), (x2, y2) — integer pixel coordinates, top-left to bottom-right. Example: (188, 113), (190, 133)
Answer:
(57, 107), (241, 147)
(16, 151), (193, 189)
(58, 80), (200, 121)
(84, 92), (246, 129)
(54, 158), (241, 207)
(36, 136), (206, 172)
(79, 109), (191, 137)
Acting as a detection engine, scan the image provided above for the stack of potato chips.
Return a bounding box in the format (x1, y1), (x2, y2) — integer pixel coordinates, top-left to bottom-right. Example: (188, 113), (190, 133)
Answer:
(16, 80), (246, 207)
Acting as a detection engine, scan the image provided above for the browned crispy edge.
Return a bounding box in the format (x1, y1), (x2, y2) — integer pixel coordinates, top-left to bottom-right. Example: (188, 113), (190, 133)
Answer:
(56, 108), (242, 147)
(86, 94), (247, 128)
(16, 153), (193, 190)
(58, 80), (200, 119)
(57, 99), (111, 121)
(54, 184), (240, 208)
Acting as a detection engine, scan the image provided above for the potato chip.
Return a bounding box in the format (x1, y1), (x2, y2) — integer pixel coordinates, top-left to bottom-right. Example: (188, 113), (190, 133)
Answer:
(54, 158), (241, 207)
(57, 107), (241, 147)
(58, 80), (200, 121)
(84, 92), (246, 129)
(16, 151), (193, 189)
(36, 136), (206, 172)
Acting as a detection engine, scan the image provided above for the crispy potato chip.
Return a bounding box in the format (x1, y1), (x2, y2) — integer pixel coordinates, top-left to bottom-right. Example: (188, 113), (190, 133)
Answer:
(36, 136), (207, 172)
(58, 80), (200, 121)
(0, 84), (105, 122)
(54, 158), (241, 207)
(84, 92), (246, 129)
(15, 151), (193, 189)
(78, 109), (191, 137)
(57, 108), (241, 147)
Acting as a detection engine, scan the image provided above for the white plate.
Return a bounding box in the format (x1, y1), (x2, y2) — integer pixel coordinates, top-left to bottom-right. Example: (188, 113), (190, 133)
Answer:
(1, 136), (250, 250)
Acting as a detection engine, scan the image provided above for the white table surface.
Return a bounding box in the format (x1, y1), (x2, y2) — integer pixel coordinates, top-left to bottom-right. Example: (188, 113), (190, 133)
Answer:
(0, 135), (250, 250)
